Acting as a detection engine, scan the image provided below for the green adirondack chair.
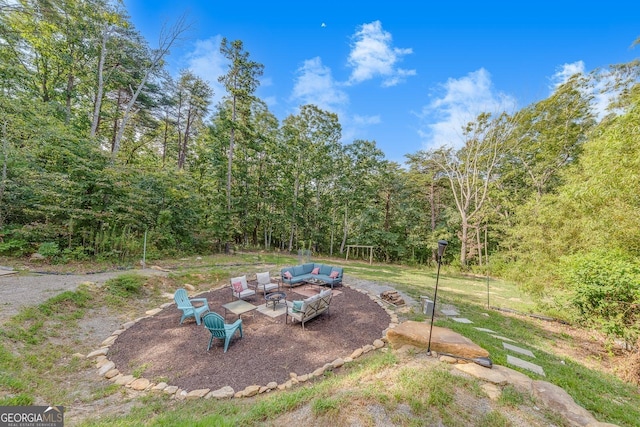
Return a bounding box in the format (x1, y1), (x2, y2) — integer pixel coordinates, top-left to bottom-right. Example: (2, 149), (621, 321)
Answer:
(173, 288), (210, 325)
(203, 312), (243, 352)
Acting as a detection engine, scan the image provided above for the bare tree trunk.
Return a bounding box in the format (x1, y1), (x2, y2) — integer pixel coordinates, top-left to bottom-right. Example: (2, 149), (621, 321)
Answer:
(0, 121), (7, 228)
(112, 16), (188, 159)
(340, 205), (348, 254)
(90, 25), (109, 138)
(227, 95), (236, 211)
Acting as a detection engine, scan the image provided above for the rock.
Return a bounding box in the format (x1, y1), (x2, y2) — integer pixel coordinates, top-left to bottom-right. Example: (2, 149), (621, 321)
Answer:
(491, 365), (533, 393)
(297, 374), (309, 382)
(373, 339), (385, 349)
(186, 388), (210, 399)
(350, 348), (364, 359)
(122, 321), (136, 329)
(101, 335), (118, 346)
(481, 383), (502, 400)
(86, 348), (109, 358)
(104, 369), (120, 379)
(266, 382), (277, 390)
(362, 344), (375, 353)
(97, 361), (115, 376)
(164, 385), (179, 394)
(145, 308), (162, 316)
(206, 386), (235, 399)
(95, 357), (109, 367)
(129, 378), (151, 390)
(184, 284), (195, 291)
(29, 253), (46, 261)
(331, 358), (345, 369)
(386, 322), (490, 359)
(114, 375), (135, 386)
(152, 382), (168, 391)
(242, 385), (261, 397)
(439, 355), (458, 364)
(532, 380), (599, 427)
(454, 363), (507, 385)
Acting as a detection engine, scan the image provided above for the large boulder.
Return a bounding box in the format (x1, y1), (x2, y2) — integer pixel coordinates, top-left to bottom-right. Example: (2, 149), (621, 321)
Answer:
(386, 322), (489, 359)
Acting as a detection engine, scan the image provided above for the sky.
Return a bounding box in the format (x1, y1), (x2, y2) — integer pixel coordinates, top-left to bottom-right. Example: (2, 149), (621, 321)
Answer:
(124, 0), (640, 163)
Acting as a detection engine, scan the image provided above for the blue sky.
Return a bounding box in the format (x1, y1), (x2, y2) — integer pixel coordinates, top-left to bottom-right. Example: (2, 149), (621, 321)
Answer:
(124, 0), (639, 163)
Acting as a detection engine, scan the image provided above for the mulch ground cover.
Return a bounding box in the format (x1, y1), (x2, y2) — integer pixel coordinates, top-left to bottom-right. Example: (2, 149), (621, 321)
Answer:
(108, 284), (391, 392)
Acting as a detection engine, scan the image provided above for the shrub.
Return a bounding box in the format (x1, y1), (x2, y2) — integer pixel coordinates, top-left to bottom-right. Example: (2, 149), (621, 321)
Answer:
(37, 242), (60, 258)
(105, 274), (146, 298)
(560, 249), (640, 344)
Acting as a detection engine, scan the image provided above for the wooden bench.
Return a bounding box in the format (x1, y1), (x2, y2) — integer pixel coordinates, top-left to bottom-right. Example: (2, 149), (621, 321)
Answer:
(285, 289), (332, 330)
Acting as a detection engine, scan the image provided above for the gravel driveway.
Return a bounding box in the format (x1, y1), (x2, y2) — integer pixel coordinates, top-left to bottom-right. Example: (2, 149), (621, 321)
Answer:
(0, 268), (169, 322)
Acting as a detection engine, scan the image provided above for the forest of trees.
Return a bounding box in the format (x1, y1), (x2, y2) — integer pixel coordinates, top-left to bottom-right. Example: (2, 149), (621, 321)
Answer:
(1, 1), (639, 343)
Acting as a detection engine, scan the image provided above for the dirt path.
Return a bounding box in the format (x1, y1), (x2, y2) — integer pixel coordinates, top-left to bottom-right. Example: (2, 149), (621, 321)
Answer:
(0, 268), (169, 322)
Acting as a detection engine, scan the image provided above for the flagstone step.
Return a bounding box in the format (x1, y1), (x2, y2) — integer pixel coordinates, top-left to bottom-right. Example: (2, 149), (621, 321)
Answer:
(503, 342), (535, 358)
(507, 355), (545, 376)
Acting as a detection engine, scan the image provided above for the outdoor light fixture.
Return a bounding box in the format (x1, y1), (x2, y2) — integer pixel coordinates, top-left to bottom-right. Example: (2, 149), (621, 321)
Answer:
(427, 239), (448, 355)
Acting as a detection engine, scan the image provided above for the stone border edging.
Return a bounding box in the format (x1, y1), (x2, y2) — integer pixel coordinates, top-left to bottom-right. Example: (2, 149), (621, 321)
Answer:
(84, 283), (398, 400)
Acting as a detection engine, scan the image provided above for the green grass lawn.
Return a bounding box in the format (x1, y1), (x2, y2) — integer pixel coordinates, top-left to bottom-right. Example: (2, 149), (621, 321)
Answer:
(1, 253), (638, 426)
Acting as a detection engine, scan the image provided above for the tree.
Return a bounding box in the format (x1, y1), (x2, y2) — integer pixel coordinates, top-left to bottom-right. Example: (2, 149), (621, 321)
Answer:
(218, 38), (264, 212)
(432, 113), (514, 267)
(111, 14), (189, 159)
(175, 70), (212, 169)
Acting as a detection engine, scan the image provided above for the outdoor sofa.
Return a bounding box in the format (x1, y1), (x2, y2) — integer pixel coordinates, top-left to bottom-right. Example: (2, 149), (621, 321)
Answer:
(286, 288), (332, 329)
(280, 263), (343, 289)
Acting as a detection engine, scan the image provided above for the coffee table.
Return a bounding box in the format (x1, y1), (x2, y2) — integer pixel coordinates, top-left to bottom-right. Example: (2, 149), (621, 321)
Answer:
(222, 299), (257, 320)
(264, 291), (286, 310)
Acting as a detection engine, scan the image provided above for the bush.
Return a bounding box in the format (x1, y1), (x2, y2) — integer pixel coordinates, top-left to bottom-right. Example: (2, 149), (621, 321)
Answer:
(560, 250), (640, 344)
(105, 274), (146, 298)
(0, 239), (29, 256)
(37, 242), (60, 258)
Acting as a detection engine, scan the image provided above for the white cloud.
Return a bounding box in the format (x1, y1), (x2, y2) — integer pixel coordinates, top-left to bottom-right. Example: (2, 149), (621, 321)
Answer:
(550, 61), (585, 89)
(347, 20), (415, 87)
(419, 68), (516, 150)
(184, 35), (227, 106)
(290, 56), (349, 113)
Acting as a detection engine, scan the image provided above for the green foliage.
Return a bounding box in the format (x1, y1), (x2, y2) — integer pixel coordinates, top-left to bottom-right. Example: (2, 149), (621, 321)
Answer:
(38, 242), (60, 258)
(105, 273), (146, 298)
(0, 238), (29, 256)
(561, 250), (640, 343)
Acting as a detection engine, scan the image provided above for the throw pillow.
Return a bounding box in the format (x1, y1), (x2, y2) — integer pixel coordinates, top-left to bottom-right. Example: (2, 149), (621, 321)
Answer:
(329, 270), (339, 279)
(232, 281), (244, 293)
(292, 300), (304, 312)
(283, 271), (293, 279)
(311, 267), (320, 275)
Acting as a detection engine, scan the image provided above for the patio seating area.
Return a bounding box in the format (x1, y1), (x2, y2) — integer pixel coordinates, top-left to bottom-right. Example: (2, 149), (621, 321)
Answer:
(106, 279), (391, 394)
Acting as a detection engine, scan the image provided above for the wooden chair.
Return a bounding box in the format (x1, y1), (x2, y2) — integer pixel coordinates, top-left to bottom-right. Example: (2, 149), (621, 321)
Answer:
(203, 312), (243, 352)
(173, 288), (209, 325)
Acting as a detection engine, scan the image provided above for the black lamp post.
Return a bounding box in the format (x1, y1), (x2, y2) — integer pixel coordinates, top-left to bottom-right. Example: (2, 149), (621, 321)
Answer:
(427, 239), (448, 355)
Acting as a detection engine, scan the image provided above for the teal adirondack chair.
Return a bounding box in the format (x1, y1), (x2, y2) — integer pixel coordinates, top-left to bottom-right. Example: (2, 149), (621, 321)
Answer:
(173, 288), (210, 325)
(203, 312), (243, 352)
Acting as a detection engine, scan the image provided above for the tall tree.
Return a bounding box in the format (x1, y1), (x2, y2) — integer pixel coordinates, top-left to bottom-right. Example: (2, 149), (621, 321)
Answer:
(432, 112), (515, 267)
(111, 14), (189, 158)
(175, 70), (212, 169)
(218, 38), (264, 211)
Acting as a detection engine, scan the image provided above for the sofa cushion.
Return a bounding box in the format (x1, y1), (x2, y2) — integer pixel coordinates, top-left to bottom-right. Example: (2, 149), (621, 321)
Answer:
(292, 265), (306, 276)
(292, 300), (304, 312)
(319, 264), (332, 276)
(311, 267), (320, 275)
(302, 263), (315, 274)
